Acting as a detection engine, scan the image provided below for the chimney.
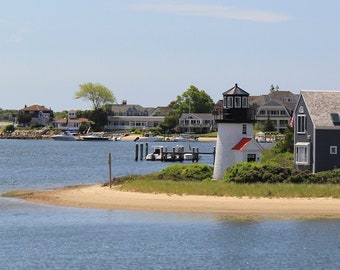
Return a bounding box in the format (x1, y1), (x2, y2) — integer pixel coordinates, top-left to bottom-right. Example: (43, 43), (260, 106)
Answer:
(122, 100), (127, 105)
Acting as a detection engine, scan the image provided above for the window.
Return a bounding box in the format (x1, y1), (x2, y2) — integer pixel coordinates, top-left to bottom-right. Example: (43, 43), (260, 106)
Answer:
(297, 115), (306, 134)
(235, 97), (241, 108)
(295, 142), (310, 165)
(242, 124), (247, 134)
(247, 154), (256, 162)
(242, 97), (248, 108)
(330, 146), (337, 155)
(227, 97), (233, 108)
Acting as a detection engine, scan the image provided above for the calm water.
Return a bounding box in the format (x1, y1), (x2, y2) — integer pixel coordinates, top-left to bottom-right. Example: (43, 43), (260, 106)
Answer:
(1, 139), (339, 270)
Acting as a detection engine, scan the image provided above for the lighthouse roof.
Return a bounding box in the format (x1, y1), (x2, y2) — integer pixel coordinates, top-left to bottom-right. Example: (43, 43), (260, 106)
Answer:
(223, 83), (249, 96)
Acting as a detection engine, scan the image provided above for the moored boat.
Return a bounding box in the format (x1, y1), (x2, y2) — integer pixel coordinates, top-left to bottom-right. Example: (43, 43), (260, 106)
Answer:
(51, 131), (78, 141)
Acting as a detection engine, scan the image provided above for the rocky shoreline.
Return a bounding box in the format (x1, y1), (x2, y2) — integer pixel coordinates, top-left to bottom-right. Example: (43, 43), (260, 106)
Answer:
(0, 129), (61, 140)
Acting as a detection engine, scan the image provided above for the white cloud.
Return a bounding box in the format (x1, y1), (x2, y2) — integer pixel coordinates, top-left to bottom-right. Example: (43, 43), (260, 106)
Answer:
(131, 3), (292, 23)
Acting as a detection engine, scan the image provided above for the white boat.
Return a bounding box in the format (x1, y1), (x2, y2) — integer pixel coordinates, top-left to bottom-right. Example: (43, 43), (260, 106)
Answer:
(51, 131), (78, 141)
(172, 134), (198, 142)
(81, 133), (110, 141)
(110, 134), (122, 141)
(145, 145), (200, 161)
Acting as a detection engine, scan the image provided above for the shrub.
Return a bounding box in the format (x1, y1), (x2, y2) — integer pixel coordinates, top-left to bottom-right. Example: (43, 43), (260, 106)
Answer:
(224, 162), (292, 183)
(158, 164), (213, 181)
(3, 124), (15, 133)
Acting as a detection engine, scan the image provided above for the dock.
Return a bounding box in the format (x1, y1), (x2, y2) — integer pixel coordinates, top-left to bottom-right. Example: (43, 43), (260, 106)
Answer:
(134, 143), (215, 163)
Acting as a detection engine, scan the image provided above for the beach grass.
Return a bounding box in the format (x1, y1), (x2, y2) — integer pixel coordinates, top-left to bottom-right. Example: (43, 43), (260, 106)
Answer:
(117, 179), (340, 198)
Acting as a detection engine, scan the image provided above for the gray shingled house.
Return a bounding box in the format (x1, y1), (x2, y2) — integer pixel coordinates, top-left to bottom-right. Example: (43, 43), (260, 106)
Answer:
(294, 90), (340, 173)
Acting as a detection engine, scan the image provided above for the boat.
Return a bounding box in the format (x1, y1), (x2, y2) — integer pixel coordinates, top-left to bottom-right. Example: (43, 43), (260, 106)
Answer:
(81, 133), (110, 141)
(145, 145), (200, 161)
(172, 134), (198, 142)
(51, 131), (78, 141)
(109, 134), (122, 141)
(145, 146), (164, 161)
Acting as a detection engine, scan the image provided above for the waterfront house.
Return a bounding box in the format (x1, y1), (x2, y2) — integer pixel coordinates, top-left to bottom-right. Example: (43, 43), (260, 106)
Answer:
(15, 104), (53, 127)
(53, 110), (91, 132)
(293, 90), (340, 173)
(106, 101), (168, 130)
(178, 113), (216, 133)
(250, 90), (298, 133)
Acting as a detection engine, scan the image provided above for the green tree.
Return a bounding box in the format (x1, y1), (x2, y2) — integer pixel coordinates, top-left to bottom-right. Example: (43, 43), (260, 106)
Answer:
(74, 82), (116, 110)
(17, 114), (31, 126)
(160, 111), (181, 133)
(172, 85), (214, 114)
(263, 119), (276, 132)
(89, 108), (108, 131)
(273, 125), (294, 153)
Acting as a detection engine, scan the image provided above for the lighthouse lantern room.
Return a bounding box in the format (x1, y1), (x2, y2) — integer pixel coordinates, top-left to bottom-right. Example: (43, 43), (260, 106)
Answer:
(212, 84), (262, 180)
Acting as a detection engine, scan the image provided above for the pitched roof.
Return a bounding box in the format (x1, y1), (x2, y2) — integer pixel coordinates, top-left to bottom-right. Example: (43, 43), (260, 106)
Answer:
(20, 105), (52, 112)
(179, 113), (214, 121)
(223, 84), (249, 96)
(301, 90), (340, 127)
(231, 138), (252, 150)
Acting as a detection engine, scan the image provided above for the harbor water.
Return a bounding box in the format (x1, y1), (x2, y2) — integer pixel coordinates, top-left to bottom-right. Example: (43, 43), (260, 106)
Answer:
(0, 139), (339, 269)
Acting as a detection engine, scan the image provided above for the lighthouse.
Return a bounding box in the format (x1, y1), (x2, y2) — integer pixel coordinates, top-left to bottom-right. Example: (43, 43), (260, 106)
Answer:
(213, 84), (260, 180)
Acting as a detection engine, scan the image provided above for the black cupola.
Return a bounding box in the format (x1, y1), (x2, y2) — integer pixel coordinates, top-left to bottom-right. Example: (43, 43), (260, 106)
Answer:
(217, 83), (255, 123)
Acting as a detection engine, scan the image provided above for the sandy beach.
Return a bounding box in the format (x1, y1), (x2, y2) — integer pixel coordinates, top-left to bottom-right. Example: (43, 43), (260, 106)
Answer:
(13, 184), (340, 219)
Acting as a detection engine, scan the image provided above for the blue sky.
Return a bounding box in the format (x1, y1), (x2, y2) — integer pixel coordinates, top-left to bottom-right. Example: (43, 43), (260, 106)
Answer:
(1, 0), (339, 111)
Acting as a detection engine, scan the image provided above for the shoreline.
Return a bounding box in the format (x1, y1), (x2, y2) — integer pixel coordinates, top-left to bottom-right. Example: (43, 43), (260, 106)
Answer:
(7, 184), (340, 219)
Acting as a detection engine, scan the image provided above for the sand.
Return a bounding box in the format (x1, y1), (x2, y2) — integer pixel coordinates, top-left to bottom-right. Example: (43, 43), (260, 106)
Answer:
(13, 184), (340, 219)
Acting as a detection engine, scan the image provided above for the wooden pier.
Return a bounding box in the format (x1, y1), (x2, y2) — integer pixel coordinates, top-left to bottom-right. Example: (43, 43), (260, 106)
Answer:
(135, 143), (215, 163)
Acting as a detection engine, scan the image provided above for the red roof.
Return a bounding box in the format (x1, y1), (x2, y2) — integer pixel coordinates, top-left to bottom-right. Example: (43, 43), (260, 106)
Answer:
(232, 138), (252, 151)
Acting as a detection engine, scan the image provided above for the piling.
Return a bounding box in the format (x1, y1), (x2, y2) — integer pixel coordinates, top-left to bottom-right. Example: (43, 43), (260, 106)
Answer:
(140, 143), (144, 160)
(108, 153), (112, 188)
(135, 144), (138, 161)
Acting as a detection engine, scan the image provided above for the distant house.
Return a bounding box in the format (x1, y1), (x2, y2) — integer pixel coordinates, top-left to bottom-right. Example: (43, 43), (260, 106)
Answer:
(178, 113), (216, 133)
(15, 105), (53, 126)
(53, 110), (91, 132)
(106, 101), (168, 130)
(293, 90), (340, 173)
(250, 90), (298, 133)
(255, 100), (292, 133)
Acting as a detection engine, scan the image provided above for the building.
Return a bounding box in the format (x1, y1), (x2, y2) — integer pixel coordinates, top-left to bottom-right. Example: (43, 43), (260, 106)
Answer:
(15, 105), (53, 127)
(251, 90), (298, 133)
(293, 90), (340, 173)
(106, 101), (167, 131)
(213, 84), (262, 180)
(53, 110), (91, 132)
(178, 113), (216, 133)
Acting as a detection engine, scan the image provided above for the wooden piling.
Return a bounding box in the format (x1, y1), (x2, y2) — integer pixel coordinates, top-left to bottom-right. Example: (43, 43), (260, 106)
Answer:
(135, 144), (138, 161)
(140, 143), (144, 160)
(108, 153), (112, 188)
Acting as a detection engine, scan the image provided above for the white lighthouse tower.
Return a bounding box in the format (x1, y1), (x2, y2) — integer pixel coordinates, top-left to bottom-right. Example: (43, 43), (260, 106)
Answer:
(213, 84), (258, 180)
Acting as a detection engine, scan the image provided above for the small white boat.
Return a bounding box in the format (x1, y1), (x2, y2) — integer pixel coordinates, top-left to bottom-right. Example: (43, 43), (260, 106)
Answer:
(172, 134), (198, 142)
(145, 146), (164, 161)
(51, 131), (78, 141)
(81, 133), (110, 141)
(110, 134), (121, 141)
(145, 145), (200, 161)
